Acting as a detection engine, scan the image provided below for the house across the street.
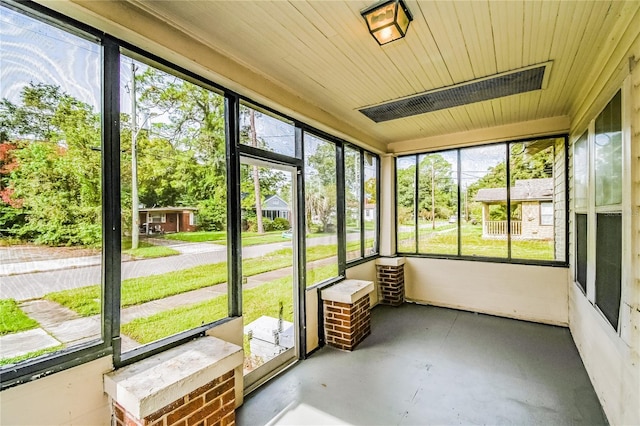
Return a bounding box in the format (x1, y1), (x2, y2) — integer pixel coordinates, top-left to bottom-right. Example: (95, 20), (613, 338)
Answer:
(475, 178), (554, 240)
(138, 207), (198, 234)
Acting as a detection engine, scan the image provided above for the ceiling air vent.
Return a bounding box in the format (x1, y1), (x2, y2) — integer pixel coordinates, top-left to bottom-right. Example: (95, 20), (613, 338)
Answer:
(359, 63), (551, 123)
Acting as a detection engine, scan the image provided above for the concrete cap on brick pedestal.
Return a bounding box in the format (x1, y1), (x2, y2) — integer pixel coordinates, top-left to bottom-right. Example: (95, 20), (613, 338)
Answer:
(376, 257), (405, 267)
(104, 336), (242, 419)
(321, 279), (374, 304)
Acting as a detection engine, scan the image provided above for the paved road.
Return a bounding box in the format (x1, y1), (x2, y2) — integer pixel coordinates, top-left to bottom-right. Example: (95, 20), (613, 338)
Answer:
(0, 233), (364, 301)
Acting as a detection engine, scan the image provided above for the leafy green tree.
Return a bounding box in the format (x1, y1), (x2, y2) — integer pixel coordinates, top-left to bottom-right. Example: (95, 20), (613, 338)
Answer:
(0, 83), (101, 245)
(305, 141), (337, 233)
(134, 66), (228, 230)
(417, 154), (456, 228)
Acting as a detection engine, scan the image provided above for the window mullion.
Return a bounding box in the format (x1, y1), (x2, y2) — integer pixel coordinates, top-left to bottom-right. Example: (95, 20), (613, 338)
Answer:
(102, 37), (122, 360)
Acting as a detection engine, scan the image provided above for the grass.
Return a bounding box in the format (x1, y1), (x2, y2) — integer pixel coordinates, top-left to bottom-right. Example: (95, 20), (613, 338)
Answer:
(0, 345), (63, 366)
(121, 264), (338, 345)
(45, 243), (344, 316)
(165, 230), (330, 246)
(123, 241), (180, 259)
(0, 299), (39, 335)
(398, 224), (554, 260)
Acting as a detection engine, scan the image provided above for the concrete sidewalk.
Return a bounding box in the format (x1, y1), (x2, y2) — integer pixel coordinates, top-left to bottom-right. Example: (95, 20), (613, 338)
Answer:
(0, 257), (338, 360)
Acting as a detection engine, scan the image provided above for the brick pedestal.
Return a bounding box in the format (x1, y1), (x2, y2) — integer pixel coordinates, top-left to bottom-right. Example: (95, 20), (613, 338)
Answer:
(113, 370), (235, 426)
(376, 257), (405, 306)
(321, 279), (374, 351)
(105, 337), (242, 426)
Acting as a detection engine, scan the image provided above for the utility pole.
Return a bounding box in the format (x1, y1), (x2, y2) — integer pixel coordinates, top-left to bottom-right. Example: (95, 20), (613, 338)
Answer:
(131, 62), (140, 250)
(250, 109), (264, 234)
(431, 161), (436, 230)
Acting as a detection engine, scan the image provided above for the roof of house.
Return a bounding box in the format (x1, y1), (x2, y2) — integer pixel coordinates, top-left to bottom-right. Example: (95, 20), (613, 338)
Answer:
(475, 178), (554, 203)
(139, 207), (198, 213)
(263, 195), (289, 211)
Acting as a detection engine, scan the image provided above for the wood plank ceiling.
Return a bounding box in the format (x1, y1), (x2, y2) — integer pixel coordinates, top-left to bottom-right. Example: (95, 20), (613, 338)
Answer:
(129, 0), (637, 148)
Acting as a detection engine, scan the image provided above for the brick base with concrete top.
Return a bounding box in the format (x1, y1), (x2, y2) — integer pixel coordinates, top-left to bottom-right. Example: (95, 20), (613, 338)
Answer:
(104, 336), (242, 426)
(321, 279), (374, 351)
(376, 257), (405, 306)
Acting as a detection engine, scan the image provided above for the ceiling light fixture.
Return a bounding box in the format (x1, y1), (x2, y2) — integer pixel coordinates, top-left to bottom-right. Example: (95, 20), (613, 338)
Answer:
(361, 0), (413, 46)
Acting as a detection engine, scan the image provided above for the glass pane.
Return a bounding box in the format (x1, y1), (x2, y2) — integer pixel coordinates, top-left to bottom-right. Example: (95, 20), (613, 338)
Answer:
(119, 56), (228, 352)
(461, 145), (507, 258)
(509, 138), (559, 261)
(345, 147), (362, 261)
(417, 151), (458, 255)
(396, 156), (417, 253)
(241, 164), (295, 375)
(239, 103), (295, 158)
(573, 132), (589, 210)
(595, 91), (622, 207)
(595, 213), (621, 329)
(575, 214), (587, 293)
(364, 153), (378, 256)
(0, 6), (102, 365)
(304, 133), (338, 287)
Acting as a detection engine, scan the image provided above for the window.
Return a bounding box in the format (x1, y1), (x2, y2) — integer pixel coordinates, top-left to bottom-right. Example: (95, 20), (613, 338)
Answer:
(593, 91), (622, 329)
(0, 4), (104, 368)
(396, 156), (417, 253)
(119, 55), (228, 356)
(149, 213), (166, 223)
(239, 102), (295, 158)
(540, 202), (553, 225)
(571, 91), (623, 331)
(304, 132), (338, 287)
(0, 2), (380, 388)
(364, 153), (378, 256)
(417, 151), (458, 255)
(345, 146), (362, 261)
(397, 137), (567, 264)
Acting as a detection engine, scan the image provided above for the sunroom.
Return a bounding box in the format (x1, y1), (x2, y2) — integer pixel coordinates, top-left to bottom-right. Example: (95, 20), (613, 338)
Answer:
(0, 1), (638, 425)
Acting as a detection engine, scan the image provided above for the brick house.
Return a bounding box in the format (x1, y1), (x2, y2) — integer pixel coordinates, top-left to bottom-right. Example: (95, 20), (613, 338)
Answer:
(138, 207), (198, 234)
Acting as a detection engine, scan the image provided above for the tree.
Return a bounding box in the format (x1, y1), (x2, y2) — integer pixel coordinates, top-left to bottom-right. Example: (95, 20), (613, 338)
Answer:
(305, 141), (337, 233)
(0, 83), (102, 245)
(417, 154), (456, 228)
(134, 65), (228, 230)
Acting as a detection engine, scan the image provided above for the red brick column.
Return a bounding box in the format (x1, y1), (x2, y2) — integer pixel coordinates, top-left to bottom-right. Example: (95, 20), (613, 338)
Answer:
(104, 337), (242, 426)
(324, 296), (371, 351)
(113, 370), (235, 426)
(321, 279), (374, 351)
(376, 257), (405, 306)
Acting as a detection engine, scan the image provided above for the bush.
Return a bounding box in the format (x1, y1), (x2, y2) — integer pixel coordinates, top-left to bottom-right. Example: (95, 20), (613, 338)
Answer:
(272, 217), (290, 231)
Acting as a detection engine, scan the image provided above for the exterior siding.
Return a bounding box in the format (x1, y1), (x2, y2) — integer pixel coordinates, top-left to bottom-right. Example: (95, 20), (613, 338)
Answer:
(554, 137), (566, 260)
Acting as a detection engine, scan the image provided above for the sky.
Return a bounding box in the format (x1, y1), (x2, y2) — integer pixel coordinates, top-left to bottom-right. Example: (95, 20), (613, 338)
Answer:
(0, 5), (101, 108)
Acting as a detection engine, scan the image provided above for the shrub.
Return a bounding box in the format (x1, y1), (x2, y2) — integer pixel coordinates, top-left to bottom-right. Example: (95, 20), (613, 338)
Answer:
(272, 217), (290, 231)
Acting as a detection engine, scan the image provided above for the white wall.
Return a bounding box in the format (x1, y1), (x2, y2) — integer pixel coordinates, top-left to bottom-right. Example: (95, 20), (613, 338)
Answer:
(567, 9), (640, 425)
(346, 259), (379, 307)
(404, 258), (569, 325)
(0, 356), (112, 425)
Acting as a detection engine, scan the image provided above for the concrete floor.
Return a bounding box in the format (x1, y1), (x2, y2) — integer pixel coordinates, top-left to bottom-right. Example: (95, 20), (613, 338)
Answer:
(237, 304), (606, 425)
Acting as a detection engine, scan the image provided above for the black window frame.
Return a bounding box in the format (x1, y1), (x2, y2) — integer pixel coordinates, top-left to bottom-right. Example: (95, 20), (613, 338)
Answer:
(0, 0), (380, 389)
(395, 135), (569, 267)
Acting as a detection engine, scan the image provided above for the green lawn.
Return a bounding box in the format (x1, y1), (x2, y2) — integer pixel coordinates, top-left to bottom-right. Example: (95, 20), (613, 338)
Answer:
(46, 243), (343, 316)
(122, 241), (180, 259)
(0, 299), (39, 335)
(122, 264), (337, 345)
(0, 346), (63, 366)
(164, 230), (330, 246)
(398, 224), (554, 260)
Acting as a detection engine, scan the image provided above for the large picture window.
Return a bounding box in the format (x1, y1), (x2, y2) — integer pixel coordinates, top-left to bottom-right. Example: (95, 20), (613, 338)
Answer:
(118, 55), (229, 355)
(304, 133), (339, 287)
(0, 5), (103, 366)
(397, 136), (567, 264)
